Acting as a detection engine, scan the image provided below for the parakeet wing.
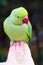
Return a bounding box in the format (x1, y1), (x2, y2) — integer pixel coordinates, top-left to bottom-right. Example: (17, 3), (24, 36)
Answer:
(28, 22), (32, 41)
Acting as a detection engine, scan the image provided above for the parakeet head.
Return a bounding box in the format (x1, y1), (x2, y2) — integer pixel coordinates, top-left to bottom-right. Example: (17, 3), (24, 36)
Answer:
(10, 7), (28, 25)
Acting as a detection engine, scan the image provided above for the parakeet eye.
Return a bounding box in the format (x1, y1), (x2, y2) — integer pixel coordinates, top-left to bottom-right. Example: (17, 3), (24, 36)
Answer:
(17, 16), (20, 18)
(22, 16), (28, 24)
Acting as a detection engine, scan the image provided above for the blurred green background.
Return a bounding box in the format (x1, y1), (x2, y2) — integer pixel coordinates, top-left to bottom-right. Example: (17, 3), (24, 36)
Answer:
(0, 0), (43, 65)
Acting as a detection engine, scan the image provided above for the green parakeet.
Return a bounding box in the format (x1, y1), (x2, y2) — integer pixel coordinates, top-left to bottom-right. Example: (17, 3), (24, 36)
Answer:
(3, 7), (32, 43)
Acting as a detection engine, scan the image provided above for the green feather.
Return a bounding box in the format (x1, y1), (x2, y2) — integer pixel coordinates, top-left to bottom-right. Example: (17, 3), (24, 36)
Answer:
(28, 22), (32, 40)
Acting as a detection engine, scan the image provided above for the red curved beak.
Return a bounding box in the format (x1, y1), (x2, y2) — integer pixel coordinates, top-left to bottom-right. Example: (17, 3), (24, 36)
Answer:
(22, 16), (29, 24)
